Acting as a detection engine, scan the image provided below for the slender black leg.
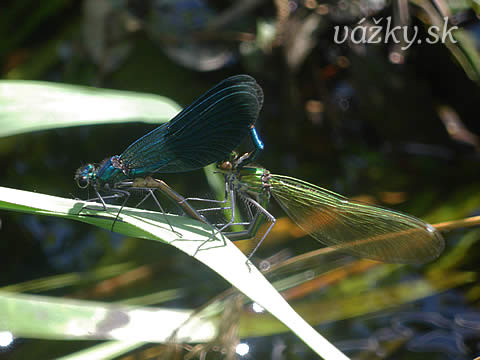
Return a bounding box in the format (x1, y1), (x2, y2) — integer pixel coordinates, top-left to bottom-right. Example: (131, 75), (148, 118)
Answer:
(238, 197), (276, 262)
(135, 191), (152, 209)
(110, 189), (131, 232)
(180, 175), (231, 212)
(146, 188), (183, 237)
(77, 185), (115, 215)
(94, 185), (108, 210)
(192, 188), (238, 256)
(115, 177), (210, 237)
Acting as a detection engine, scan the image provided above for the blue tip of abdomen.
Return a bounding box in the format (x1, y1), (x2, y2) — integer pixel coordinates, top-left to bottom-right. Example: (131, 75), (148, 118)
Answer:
(250, 126), (264, 150)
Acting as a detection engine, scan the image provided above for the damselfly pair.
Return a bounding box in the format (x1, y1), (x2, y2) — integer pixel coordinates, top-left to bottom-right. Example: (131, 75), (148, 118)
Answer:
(76, 75), (444, 265)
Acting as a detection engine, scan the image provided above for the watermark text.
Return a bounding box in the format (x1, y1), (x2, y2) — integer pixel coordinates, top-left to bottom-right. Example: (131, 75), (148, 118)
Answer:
(334, 17), (458, 50)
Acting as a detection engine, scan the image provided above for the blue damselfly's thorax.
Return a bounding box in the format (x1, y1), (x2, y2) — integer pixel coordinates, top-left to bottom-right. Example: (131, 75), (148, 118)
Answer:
(75, 155), (131, 189)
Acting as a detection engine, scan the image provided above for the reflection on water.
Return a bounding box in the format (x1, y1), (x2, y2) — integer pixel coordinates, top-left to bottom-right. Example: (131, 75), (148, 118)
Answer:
(335, 295), (480, 359)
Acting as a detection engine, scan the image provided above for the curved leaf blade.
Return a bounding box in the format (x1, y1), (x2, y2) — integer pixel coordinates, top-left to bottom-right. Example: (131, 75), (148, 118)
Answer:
(0, 186), (349, 360)
(0, 81), (181, 137)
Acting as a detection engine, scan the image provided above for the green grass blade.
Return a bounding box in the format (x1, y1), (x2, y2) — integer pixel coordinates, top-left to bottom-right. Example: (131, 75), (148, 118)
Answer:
(57, 341), (147, 360)
(0, 186), (349, 360)
(0, 290), (215, 343)
(0, 81), (181, 137)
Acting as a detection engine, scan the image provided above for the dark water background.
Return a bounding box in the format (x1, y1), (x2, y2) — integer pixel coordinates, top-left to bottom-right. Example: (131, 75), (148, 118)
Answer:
(1, 1), (479, 359)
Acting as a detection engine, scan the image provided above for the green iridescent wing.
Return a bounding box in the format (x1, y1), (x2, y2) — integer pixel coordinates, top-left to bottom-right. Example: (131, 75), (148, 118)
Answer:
(270, 175), (444, 264)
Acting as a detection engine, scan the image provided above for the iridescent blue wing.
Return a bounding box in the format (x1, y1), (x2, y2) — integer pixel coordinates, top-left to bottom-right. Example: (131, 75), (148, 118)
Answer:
(119, 75), (263, 175)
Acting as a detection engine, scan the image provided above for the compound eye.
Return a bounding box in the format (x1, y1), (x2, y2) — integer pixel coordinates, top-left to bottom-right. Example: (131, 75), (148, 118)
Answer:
(76, 175), (89, 189)
(75, 164), (95, 188)
(218, 161), (232, 171)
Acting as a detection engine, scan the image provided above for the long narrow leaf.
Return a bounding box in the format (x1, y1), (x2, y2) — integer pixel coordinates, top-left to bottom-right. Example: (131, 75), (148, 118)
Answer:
(0, 186), (349, 360)
(0, 81), (181, 137)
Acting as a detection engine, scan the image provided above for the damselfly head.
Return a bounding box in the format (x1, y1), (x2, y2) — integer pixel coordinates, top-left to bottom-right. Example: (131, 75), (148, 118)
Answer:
(216, 151), (238, 172)
(217, 160), (233, 171)
(74, 164), (96, 188)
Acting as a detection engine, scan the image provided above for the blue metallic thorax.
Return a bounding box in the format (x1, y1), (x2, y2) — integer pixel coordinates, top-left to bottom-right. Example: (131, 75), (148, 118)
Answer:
(127, 167), (155, 178)
(75, 156), (158, 189)
(95, 157), (128, 186)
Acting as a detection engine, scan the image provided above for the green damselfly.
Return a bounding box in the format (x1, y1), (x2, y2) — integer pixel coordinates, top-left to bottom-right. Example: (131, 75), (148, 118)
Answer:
(185, 151), (444, 264)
